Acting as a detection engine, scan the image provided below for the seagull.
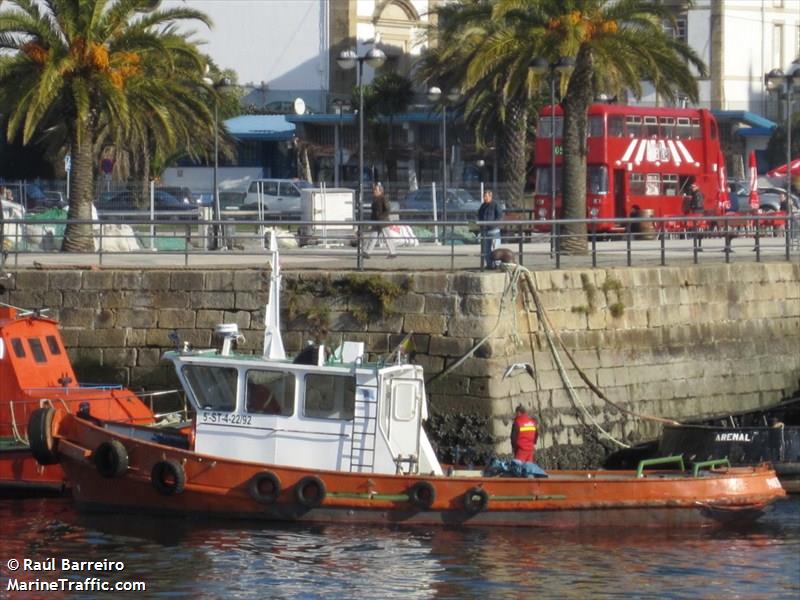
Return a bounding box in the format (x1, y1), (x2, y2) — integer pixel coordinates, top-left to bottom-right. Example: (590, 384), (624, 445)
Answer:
(503, 363), (536, 379)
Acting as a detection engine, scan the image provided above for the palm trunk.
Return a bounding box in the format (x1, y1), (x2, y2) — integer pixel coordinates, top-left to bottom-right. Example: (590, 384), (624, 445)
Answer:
(498, 95), (528, 208)
(62, 119), (96, 252)
(560, 46), (594, 255)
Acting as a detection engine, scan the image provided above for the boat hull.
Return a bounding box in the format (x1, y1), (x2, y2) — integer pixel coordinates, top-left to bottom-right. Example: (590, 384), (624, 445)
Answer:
(659, 424), (800, 493)
(0, 447), (65, 496)
(51, 412), (786, 528)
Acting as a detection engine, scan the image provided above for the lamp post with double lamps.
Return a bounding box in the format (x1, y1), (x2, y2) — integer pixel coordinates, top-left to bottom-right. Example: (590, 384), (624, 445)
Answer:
(427, 86), (460, 225)
(765, 66), (800, 259)
(529, 57), (575, 256)
(337, 46), (387, 268)
(203, 75), (232, 250)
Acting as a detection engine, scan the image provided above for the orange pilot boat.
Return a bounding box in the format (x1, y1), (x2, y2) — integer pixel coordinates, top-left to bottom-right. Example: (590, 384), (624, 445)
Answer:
(29, 235), (786, 526)
(0, 304), (159, 495)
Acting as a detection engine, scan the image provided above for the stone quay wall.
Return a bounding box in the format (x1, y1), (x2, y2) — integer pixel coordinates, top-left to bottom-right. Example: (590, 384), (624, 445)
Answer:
(2, 261), (798, 468)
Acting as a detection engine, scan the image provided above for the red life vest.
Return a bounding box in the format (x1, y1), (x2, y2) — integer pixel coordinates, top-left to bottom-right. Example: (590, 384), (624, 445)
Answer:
(512, 413), (538, 462)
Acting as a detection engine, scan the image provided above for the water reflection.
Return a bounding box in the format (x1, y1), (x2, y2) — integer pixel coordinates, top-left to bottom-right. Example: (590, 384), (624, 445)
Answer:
(0, 497), (797, 598)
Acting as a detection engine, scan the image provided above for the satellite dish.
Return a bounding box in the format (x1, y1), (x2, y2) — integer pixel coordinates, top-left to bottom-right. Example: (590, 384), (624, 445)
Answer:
(293, 97), (306, 115)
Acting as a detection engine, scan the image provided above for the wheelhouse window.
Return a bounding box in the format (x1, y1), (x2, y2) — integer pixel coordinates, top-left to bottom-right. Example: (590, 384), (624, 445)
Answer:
(587, 166), (609, 194)
(11, 338), (25, 358)
(28, 338), (46, 363)
(246, 370), (295, 416)
(45, 335), (61, 355)
(534, 167), (562, 195)
(304, 373), (355, 420)
(183, 365), (238, 412)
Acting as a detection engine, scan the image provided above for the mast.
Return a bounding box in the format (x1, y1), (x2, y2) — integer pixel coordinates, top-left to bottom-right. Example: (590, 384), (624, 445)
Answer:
(262, 230), (286, 359)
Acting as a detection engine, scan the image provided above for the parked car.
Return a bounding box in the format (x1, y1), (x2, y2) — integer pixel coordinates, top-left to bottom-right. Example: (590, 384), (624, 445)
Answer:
(241, 179), (312, 216)
(94, 190), (199, 218)
(19, 184), (66, 213)
(157, 186), (210, 207)
(756, 186), (800, 212)
(398, 187), (481, 218)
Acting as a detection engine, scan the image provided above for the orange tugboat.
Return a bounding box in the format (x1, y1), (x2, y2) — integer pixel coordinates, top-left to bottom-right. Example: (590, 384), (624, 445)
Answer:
(29, 235), (786, 526)
(0, 304), (156, 494)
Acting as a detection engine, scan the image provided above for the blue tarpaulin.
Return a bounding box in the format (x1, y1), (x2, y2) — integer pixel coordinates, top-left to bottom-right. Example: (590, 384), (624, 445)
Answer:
(483, 458), (549, 478)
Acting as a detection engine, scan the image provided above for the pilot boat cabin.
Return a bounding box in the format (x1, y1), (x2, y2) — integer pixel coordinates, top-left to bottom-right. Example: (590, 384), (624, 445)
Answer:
(165, 340), (443, 478)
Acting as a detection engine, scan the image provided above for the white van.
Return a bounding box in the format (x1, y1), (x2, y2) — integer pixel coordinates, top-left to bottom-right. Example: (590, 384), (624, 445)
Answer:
(242, 179), (312, 217)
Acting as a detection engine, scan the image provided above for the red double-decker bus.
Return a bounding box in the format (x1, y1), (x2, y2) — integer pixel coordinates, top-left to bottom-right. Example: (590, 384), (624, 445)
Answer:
(532, 103), (728, 232)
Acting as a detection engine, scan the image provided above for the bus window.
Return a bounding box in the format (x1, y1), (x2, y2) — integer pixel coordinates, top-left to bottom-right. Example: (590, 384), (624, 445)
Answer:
(676, 117), (691, 139)
(535, 167), (562, 194)
(587, 166), (608, 194)
(662, 174), (679, 196)
(644, 116), (659, 138)
(660, 117), (675, 139)
(629, 173), (646, 195)
(646, 174), (660, 195)
(608, 116), (624, 137)
(691, 119), (701, 139)
(588, 116), (604, 137)
(538, 116), (563, 138)
(625, 116), (642, 137)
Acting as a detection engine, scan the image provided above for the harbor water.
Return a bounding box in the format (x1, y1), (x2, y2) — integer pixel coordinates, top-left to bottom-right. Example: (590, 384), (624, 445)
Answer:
(1, 496), (798, 599)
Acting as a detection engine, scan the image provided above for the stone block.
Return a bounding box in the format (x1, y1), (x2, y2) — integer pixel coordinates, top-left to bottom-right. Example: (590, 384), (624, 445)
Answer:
(114, 271), (143, 290)
(48, 271), (82, 291)
(429, 335), (474, 357)
(102, 347), (137, 368)
(451, 272), (506, 295)
(460, 295), (502, 317)
(424, 294), (458, 315)
(391, 293), (425, 314)
(222, 310), (251, 330)
(367, 314), (404, 333)
(196, 310), (225, 329)
(204, 271), (235, 291)
(12, 270), (46, 290)
(404, 313), (446, 335)
(140, 271), (170, 291)
(95, 309), (116, 329)
(158, 309), (196, 329)
(233, 270), (267, 292)
(171, 271), (205, 291)
(410, 272), (449, 294)
(152, 291), (189, 309)
(190, 291), (235, 310)
(82, 270), (115, 290)
(389, 333), (430, 354)
(59, 308), (96, 328)
(78, 328), (126, 348)
(446, 316), (497, 338)
(136, 348), (163, 368)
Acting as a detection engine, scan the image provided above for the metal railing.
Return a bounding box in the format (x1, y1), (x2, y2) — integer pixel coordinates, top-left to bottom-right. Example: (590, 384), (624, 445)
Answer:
(1, 212), (797, 271)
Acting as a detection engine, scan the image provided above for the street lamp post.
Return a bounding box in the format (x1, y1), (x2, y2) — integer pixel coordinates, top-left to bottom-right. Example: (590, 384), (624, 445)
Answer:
(331, 99), (350, 187)
(427, 86), (460, 225)
(203, 75), (231, 250)
(530, 57), (575, 257)
(337, 46), (387, 268)
(765, 66), (800, 259)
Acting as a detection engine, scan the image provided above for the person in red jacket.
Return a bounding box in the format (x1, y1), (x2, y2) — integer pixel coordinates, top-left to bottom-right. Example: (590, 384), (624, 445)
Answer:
(511, 404), (538, 462)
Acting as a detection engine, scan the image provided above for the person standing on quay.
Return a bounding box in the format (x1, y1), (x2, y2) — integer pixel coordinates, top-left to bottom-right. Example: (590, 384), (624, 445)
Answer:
(477, 189), (502, 269)
(362, 182), (397, 259)
(511, 404), (538, 463)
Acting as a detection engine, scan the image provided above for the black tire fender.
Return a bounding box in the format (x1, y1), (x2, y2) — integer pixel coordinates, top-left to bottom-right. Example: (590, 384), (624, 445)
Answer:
(463, 487), (489, 513)
(92, 440), (129, 478)
(151, 459), (186, 496)
(248, 471), (282, 504)
(28, 407), (58, 465)
(295, 475), (326, 508)
(407, 481), (436, 510)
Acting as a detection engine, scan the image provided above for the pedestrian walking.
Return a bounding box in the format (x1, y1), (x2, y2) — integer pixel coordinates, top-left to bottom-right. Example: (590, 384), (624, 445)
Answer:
(362, 182), (397, 259)
(477, 190), (502, 269)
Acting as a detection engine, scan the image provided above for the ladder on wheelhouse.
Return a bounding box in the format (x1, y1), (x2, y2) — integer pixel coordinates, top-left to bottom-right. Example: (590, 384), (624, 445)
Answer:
(348, 384), (378, 472)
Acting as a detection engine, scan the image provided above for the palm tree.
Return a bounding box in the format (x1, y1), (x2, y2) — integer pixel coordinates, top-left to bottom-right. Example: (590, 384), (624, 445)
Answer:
(421, 0), (704, 253)
(0, 0), (211, 251)
(515, 0), (705, 253)
(418, 0), (536, 208)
